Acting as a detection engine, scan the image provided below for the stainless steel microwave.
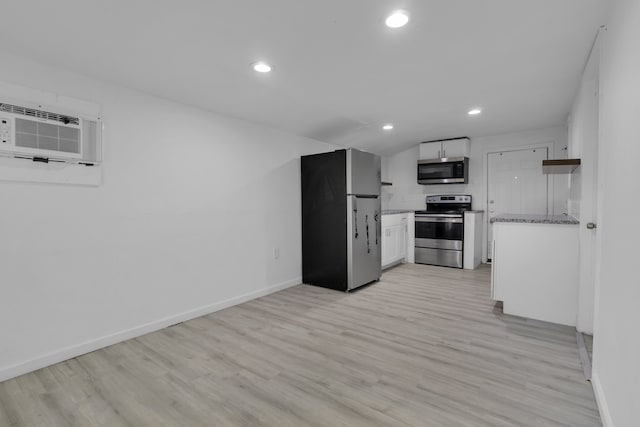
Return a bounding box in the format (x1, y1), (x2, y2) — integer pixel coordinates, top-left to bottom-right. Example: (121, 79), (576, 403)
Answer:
(417, 157), (469, 185)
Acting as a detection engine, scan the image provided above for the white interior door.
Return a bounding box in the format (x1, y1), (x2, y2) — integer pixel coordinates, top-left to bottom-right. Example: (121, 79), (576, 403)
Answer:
(576, 83), (599, 333)
(575, 38), (601, 334)
(487, 148), (549, 258)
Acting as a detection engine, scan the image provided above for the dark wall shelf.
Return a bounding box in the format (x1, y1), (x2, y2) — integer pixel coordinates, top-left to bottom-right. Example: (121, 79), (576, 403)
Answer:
(542, 159), (581, 174)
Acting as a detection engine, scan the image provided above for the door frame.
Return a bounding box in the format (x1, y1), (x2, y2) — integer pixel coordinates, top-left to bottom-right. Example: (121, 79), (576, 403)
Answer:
(483, 142), (556, 261)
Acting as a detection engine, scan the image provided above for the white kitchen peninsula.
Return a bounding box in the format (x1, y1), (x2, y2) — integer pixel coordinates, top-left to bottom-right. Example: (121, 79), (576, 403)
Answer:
(490, 214), (579, 326)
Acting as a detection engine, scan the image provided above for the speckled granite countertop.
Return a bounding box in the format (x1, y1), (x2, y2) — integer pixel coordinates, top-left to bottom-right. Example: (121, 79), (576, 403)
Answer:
(381, 210), (414, 215)
(490, 214), (579, 225)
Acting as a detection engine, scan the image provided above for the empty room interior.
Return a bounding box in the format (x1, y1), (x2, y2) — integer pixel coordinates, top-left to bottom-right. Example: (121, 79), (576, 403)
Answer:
(0, 1), (638, 426)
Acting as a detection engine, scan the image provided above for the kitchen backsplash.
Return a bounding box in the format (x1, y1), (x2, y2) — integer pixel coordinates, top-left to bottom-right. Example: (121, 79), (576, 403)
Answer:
(382, 184), (472, 211)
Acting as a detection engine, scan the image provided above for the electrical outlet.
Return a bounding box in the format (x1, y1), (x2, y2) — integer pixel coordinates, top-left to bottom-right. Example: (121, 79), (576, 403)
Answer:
(273, 247), (280, 260)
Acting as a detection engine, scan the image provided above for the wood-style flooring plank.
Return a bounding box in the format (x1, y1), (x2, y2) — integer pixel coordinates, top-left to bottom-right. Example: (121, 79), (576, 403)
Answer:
(0, 263), (601, 426)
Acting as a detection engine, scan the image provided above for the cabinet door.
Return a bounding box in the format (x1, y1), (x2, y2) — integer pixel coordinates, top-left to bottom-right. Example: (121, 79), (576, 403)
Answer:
(390, 226), (400, 262)
(442, 139), (469, 158)
(382, 225), (399, 267)
(419, 142), (442, 159)
(397, 222), (407, 260)
(381, 225), (389, 266)
(381, 216), (390, 266)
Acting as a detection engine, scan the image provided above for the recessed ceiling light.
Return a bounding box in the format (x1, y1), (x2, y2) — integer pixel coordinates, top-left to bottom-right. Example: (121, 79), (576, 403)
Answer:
(468, 108), (482, 116)
(385, 10), (409, 28)
(252, 62), (272, 73)
(383, 124), (394, 130)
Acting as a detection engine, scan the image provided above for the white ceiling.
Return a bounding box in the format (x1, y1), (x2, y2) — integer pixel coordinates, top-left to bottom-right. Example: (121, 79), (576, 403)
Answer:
(1, 0), (610, 155)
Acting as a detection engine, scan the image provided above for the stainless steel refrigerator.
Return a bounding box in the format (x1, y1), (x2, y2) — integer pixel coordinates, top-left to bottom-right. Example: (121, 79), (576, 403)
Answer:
(301, 148), (381, 291)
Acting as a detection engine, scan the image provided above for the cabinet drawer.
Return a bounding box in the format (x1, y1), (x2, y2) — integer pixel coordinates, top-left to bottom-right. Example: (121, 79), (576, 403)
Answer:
(415, 247), (462, 268)
(382, 213), (407, 227)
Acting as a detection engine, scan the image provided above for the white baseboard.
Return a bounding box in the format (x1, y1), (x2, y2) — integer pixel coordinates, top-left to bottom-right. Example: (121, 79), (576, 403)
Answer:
(0, 277), (301, 383)
(591, 371), (614, 427)
(382, 259), (404, 270)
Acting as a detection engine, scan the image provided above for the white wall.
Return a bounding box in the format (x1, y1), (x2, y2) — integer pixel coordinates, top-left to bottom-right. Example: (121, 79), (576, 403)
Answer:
(0, 52), (338, 381)
(590, 1), (640, 425)
(384, 126), (569, 260)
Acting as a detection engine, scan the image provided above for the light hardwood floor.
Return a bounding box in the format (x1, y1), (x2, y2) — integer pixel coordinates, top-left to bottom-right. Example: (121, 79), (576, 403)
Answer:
(0, 264), (601, 426)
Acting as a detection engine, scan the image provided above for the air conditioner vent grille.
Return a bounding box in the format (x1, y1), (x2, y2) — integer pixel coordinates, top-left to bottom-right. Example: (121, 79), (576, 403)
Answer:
(0, 103), (80, 125)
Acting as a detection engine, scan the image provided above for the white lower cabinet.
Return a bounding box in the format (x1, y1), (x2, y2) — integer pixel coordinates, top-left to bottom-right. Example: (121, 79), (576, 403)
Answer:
(381, 225), (396, 267)
(382, 214), (408, 269)
(491, 221), (579, 326)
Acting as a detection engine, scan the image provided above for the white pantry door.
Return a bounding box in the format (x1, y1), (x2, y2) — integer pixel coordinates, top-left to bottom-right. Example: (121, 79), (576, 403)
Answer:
(487, 148), (549, 258)
(574, 34), (601, 334)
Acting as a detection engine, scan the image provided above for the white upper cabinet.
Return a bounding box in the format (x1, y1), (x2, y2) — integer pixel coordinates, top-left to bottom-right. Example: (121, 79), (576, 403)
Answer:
(419, 138), (470, 159)
(441, 138), (469, 158)
(419, 142), (442, 159)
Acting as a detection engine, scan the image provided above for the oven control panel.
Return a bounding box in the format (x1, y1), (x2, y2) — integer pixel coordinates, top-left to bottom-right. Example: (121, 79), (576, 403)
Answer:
(426, 195), (471, 203)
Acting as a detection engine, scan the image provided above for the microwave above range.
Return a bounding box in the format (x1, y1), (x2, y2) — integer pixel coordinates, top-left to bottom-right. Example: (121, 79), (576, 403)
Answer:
(417, 157), (469, 185)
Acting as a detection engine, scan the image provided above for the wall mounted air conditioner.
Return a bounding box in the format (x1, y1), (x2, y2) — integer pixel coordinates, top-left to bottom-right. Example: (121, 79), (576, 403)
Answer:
(0, 101), (101, 164)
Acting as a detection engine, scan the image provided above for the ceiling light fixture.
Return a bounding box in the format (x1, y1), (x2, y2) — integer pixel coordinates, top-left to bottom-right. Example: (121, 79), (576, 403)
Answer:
(468, 108), (482, 116)
(252, 61), (272, 73)
(385, 10), (409, 28)
(383, 124), (394, 130)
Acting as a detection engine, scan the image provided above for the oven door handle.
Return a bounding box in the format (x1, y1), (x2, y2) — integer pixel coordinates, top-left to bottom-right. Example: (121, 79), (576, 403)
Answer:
(415, 213), (463, 217)
(415, 217), (463, 223)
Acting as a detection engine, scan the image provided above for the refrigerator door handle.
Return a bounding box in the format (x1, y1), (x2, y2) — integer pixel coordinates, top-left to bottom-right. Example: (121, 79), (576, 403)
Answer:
(365, 214), (370, 253)
(374, 210), (379, 245)
(353, 199), (359, 239)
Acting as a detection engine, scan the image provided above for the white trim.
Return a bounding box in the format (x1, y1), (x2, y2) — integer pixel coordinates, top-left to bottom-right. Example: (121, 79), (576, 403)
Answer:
(0, 277), (301, 383)
(382, 259), (404, 271)
(575, 331), (592, 380)
(591, 371), (614, 427)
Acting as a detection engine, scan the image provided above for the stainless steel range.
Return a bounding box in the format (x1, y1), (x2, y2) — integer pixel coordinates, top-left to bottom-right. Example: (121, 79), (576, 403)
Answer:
(414, 195), (472, 268)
